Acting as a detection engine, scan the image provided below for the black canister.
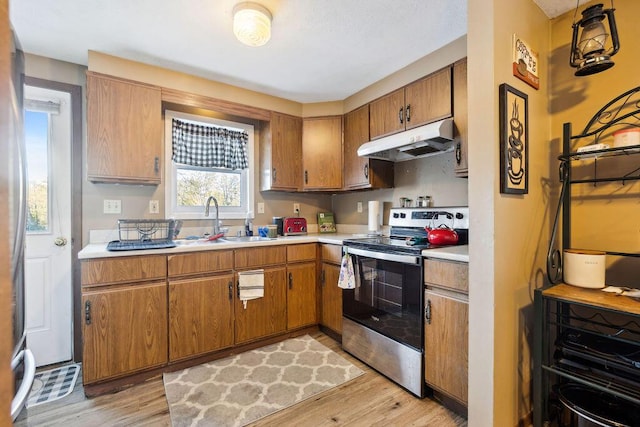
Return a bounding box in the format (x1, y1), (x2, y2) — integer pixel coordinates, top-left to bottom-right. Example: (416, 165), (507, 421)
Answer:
(272, 217), (284, 236)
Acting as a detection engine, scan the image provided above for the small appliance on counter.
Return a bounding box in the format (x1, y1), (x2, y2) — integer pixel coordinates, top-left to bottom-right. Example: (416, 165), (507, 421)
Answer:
(272, 217), (284, 236)
(283, 217), (307, 236)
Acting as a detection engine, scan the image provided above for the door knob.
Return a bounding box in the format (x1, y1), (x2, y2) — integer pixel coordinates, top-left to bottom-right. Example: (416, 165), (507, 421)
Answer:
(54, 237), (68, 247)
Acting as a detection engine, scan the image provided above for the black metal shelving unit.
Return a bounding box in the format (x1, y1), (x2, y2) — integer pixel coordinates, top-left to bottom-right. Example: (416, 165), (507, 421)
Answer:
(535, 87), (640, 426)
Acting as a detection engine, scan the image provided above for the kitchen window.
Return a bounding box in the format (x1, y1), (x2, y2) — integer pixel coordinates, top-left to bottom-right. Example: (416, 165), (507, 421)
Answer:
(164, 110), (255, 220)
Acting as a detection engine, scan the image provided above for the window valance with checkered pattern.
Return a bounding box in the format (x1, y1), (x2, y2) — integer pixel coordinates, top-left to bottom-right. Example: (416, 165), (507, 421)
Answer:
(171, 118), (249, 170)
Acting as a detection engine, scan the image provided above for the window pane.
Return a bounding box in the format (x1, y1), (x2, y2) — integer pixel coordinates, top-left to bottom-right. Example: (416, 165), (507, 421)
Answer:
(176, 168), (241, 208)
(24, 110), (49, 232)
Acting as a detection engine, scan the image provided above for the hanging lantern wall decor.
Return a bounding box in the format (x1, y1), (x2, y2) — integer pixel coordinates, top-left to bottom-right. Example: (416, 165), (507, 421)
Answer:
(570, 2), (620, 76)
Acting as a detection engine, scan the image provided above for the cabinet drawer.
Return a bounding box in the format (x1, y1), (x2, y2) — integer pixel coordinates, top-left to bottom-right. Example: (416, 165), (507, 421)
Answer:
(235, 246), (286, 269)
(321, 244), (343, 265)
(167, 250), (233, 277)
(287, 243), (317, 263)
(81, 255), (167, 287)
(423, 258), (468, 293)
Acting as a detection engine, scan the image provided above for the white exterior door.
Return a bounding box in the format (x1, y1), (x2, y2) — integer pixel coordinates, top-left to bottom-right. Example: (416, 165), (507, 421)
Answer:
(24, 85), (72, 367)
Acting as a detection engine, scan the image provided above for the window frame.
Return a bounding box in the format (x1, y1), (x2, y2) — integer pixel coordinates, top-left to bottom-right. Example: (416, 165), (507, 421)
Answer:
(164, 110), (255, 220)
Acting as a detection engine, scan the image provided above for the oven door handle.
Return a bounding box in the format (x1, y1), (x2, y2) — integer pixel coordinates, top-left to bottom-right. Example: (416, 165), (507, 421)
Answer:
(346, 247), (421, 265)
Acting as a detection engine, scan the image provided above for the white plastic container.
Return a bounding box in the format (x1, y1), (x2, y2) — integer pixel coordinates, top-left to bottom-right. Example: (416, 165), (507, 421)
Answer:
(613, 128), (640, 148)
(563, 249), (606, 289)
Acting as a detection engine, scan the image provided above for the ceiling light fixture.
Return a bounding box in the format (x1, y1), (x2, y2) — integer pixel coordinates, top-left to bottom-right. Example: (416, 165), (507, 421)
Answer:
(233, 2), (272, 47)
(569, 1), (620, 76)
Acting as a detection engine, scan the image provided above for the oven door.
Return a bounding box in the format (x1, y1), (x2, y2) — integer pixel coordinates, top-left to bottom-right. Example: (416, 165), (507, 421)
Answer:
(343, 247), (423, 350)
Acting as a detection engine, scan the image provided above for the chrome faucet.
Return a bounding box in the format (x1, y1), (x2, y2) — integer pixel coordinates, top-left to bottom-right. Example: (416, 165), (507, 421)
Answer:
(204, 196), (220, 235)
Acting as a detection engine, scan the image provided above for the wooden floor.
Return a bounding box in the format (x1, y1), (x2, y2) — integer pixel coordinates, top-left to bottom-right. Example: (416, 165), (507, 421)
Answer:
(15, 332), (467, 426)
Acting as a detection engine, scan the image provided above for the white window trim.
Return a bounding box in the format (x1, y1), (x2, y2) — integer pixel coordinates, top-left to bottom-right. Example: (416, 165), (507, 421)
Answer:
(164, 110), (255, 220)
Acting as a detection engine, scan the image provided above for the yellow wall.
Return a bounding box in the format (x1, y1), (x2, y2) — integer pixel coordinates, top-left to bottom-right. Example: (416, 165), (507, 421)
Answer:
(467, 0), (551, 425)
(549, 0), (640, 284)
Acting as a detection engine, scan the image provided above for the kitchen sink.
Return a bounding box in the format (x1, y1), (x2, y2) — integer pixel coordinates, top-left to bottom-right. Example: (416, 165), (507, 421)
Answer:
(173, 238), (226, 245)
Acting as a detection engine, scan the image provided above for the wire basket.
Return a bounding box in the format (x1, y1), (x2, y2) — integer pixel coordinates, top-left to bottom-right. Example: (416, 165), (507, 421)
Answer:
(117, 219), (176, 243)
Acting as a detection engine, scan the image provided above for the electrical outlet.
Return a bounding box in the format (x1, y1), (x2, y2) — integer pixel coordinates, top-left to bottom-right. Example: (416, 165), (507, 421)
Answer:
(257, 202), (265, 214)
(149, 200), (159, 214)
(357, 202), (363, 213)
(103, 199), (121, 214)
(293, 203), (300, 215)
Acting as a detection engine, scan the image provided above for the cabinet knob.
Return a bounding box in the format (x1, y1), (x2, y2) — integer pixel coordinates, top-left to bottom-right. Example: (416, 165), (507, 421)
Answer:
(288, 272), (293, 290)
(455, 142), (462, 165)
(304, 170), (308, 184)
(272, 168), (277, 183)
(154, 157), (159, 175)
(228, 281), (233, 300)
(398, 107), (404, 125)
(363, 164), (369, 179)
(406, 104), (411, 123)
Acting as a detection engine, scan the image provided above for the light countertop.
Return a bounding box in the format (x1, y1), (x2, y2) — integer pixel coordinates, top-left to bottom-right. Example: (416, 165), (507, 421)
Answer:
(79, 233), (469, 263)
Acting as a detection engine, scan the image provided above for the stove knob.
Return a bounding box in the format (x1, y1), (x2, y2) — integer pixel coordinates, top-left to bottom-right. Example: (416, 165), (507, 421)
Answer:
(400, 213), (406, 218)
(456, 213), (464, 219)
(393, 213), (399, 218)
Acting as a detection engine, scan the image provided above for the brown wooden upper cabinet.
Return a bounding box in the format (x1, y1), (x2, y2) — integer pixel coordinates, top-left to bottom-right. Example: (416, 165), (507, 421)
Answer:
(343, 104), (394, 190)
(302, 116), (343, 190)
(260, 111), (302, 191)
(369, 66), (453, 140)
(87, 72), (162, 184)
(453, 58), (468, 177)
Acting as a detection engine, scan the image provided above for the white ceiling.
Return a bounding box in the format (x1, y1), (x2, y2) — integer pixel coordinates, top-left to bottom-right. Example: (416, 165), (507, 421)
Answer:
(10, 0), (587, 103)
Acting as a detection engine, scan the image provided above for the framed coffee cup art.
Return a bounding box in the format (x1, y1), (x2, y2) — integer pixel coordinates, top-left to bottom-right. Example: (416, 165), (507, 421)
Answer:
(499, 83), (528, 194)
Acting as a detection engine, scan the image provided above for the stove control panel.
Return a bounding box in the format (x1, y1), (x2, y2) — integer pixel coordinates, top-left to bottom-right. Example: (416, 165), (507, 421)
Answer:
(389, 207), (469, 229)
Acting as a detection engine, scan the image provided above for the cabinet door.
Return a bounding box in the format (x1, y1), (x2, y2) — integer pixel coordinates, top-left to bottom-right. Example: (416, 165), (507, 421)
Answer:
(453, 59), (468, 177)
(302, 116), (343, 190)
(287, 262), (317, 330)
(369, 88), (405, 140)
(344, 105), (372, 188)
(82, 281), (168, 384)
(87, 73), (162, 184)
(404, 67), (452, 130)
(168, 274), (234, 361)
(234, 267), (287, 344)
(321, 262), (342, 334)
(424, 290), (468, 405)
(262, 112), (302, 191)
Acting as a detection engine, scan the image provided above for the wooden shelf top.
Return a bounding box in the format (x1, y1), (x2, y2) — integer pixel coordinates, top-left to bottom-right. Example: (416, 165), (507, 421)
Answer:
(542, 283), (640, 316)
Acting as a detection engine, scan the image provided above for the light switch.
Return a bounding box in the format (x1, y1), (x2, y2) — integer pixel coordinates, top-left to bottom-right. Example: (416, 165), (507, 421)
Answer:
(103, 199), (121, 214)
(257, 202), (265, 214)
(149, 200), (159, 214)
(357, 202), (363, 213)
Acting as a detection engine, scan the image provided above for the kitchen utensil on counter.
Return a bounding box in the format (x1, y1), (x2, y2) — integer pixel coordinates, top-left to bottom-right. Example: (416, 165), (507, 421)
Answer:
(399, 197), (412, 208)
(272, 217), (284, 236)
(424, 224), (459, 246)
(416, 196), (431, 207)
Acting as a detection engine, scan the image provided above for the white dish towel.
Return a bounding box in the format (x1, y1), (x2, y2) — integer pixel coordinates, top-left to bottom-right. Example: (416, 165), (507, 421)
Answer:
(338, 252), (356, 289)
(238, 269), (264, 309)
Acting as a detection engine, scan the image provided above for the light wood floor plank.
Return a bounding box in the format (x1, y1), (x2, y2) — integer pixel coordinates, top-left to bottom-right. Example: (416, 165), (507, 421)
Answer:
(15, 332), (467, 426)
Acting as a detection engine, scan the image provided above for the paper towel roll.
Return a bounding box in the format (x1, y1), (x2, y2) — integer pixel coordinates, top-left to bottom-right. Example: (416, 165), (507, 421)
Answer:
(368, 201), (381, 234)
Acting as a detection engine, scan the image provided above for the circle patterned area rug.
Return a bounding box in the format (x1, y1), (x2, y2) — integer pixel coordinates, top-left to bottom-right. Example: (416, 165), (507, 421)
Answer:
(163, 335), (364, 427)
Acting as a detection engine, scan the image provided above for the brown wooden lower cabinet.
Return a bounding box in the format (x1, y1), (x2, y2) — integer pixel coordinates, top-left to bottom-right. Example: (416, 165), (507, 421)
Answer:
(423, 289), (468, 405)
(286, 262), (317, 330)
(168, 274), (234, 361)
(234, 266), (287, 344)
(320, 243), (343, 334)
(320, 262), (342, 334)
(82, 281), (168, 384)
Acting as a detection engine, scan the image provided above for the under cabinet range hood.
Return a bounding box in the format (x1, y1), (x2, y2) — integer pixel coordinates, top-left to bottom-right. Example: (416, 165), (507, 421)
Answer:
(357, 118), (455, 162)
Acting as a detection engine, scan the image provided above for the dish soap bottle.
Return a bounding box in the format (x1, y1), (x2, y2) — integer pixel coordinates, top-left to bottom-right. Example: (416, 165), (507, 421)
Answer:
(245, 211), (253, 236)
